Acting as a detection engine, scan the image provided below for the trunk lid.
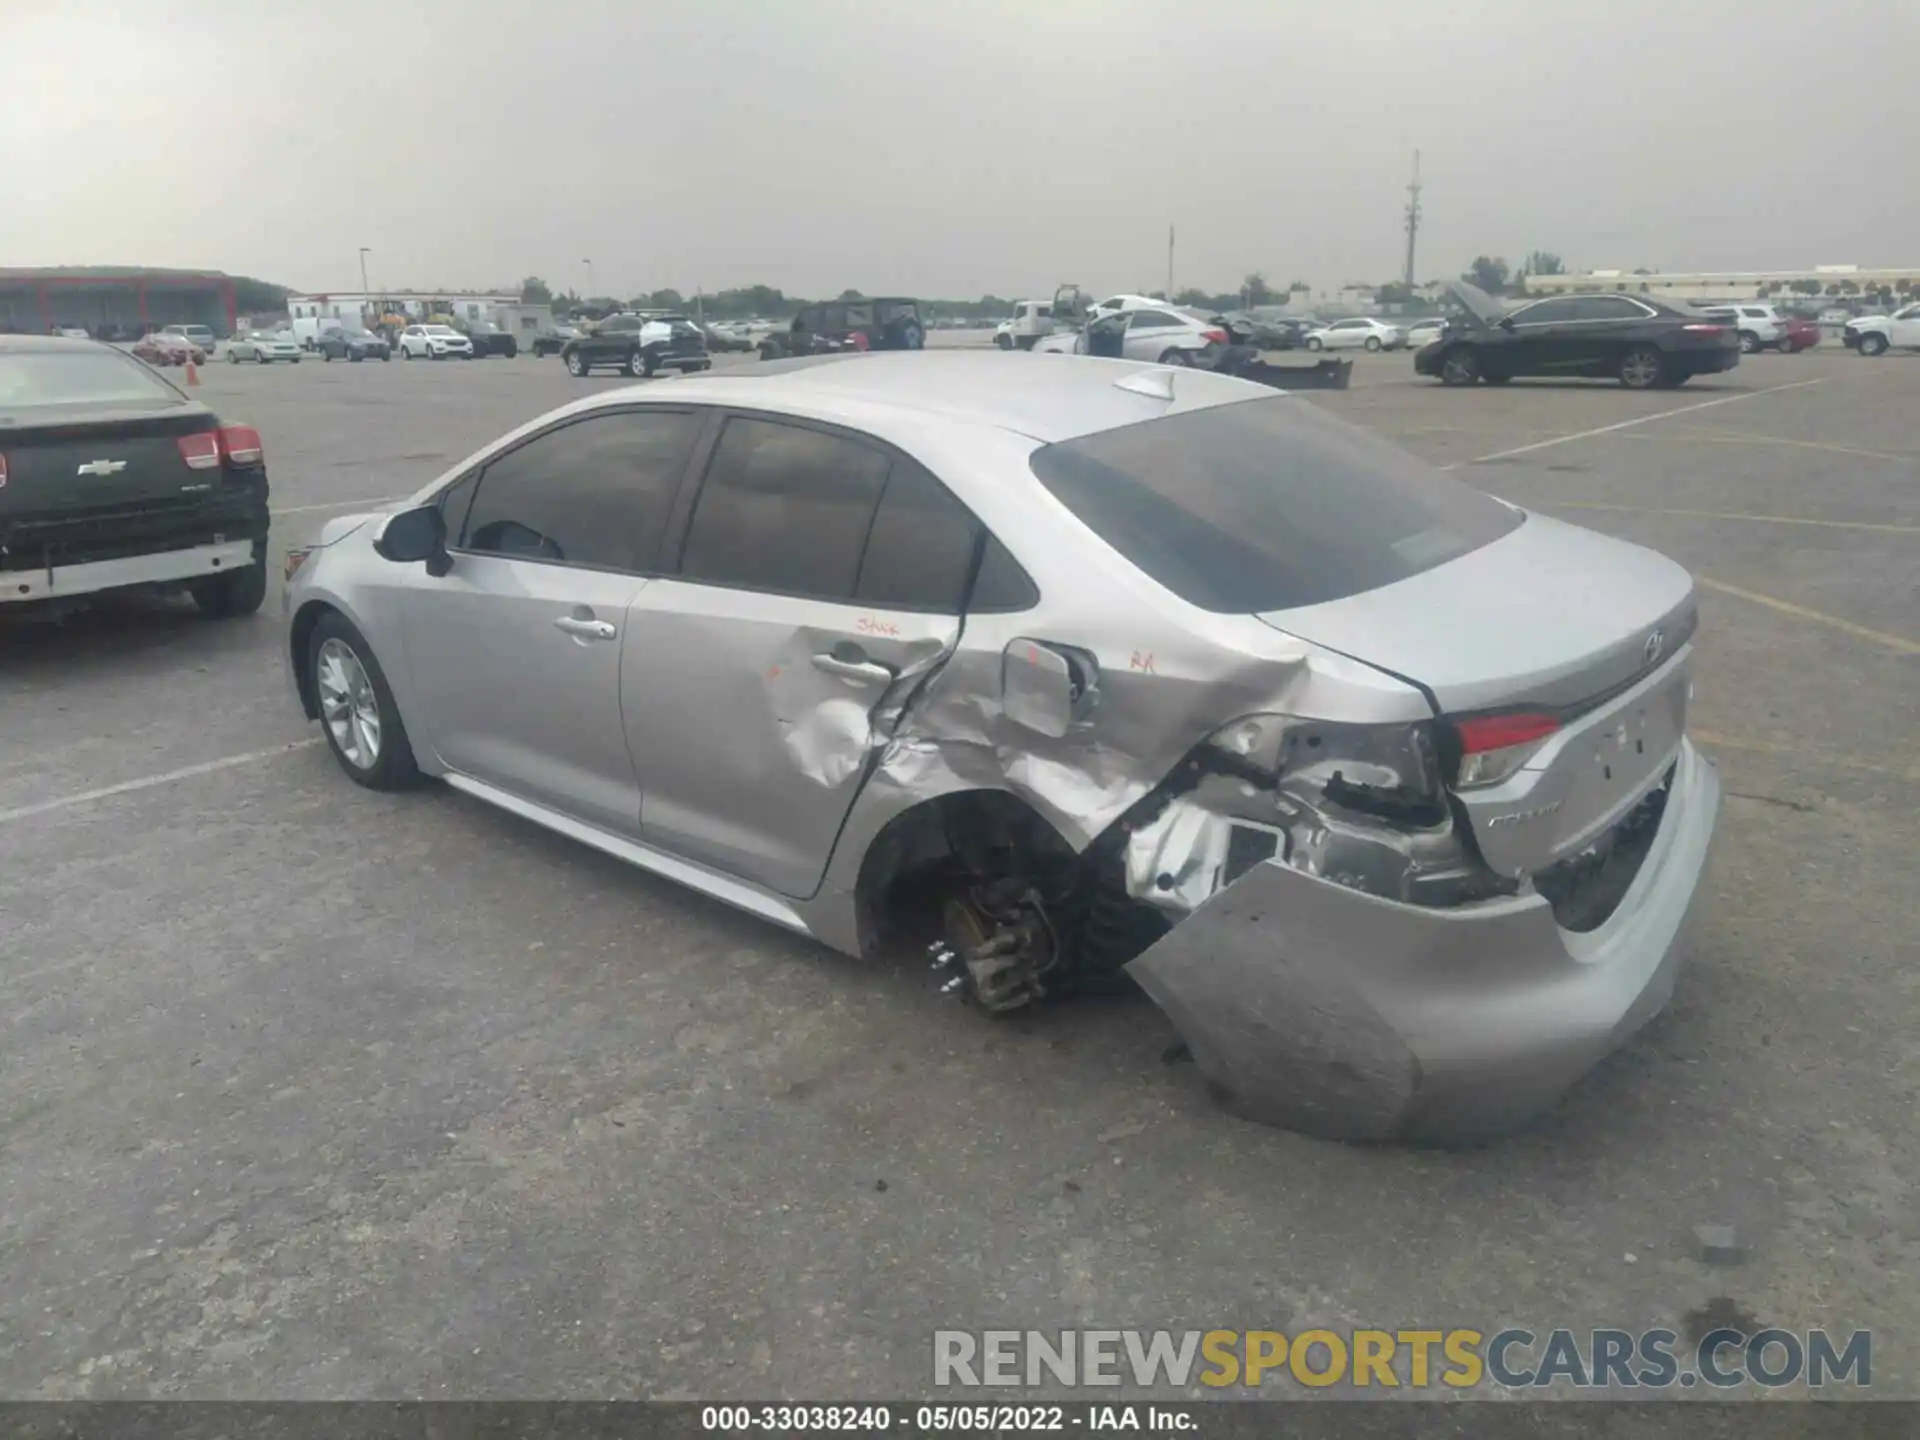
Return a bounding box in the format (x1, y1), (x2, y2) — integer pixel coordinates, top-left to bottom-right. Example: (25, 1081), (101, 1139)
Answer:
(1257, 512), (1698, 879)
(0, 404), (223, 519)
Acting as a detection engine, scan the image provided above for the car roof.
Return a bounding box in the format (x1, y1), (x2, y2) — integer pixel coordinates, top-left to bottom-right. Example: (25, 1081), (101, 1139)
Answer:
(0, 333), (111, 354)
(614, 350), (1273, 443)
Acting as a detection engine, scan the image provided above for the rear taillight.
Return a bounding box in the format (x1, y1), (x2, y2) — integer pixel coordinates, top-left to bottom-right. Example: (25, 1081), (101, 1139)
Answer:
(1452, 712), (1561, 788)
(218, 424), (264, 466)
(177, 425), (264, 472)
(1204, 328), (1229, 345)
(1682, 323), (1725, 335)
(0, 453), (8, 489)
(177, 432), (220, 470)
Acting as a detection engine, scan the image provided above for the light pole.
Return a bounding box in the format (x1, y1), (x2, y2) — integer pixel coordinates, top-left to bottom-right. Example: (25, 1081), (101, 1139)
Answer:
(582, 258), (594, 301)
(358, 247), (372, 297)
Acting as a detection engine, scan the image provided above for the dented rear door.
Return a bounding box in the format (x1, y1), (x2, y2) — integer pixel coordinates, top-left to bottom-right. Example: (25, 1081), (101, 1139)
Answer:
(622, 415), (967, 898)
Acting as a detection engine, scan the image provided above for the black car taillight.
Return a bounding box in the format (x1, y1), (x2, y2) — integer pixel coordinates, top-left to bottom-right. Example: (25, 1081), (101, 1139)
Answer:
(177, 425), (264, 471)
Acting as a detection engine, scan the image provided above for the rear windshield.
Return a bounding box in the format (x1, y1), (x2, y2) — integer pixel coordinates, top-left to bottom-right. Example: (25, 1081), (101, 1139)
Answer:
(1027, 394), (1522, 612)
(0, 349), (182, 412)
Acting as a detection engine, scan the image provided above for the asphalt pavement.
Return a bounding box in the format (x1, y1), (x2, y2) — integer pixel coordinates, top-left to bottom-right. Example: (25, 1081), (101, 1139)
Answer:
(1, 342), (1915, 1400)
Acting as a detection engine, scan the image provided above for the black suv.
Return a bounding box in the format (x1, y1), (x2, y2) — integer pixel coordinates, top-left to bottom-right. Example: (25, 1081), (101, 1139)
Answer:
(758, 298), (925, 359)
(464, 321), (519, 358)
(0, 336), (270, 618)
(561, 313), (710, 377)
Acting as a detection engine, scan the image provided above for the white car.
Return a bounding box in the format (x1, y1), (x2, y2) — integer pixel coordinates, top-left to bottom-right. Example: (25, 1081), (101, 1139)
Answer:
(1304, 317), (1406, 352)
(1696, 304), (1788, 354)
(1843, 302), (1920, 357)
(1085, 293), (1164, 321)
(227, 331), (304, 363)
(1403, 317), (1451, 350)
(398, 324), (475, 360)
(1033, 306), (1231, 366)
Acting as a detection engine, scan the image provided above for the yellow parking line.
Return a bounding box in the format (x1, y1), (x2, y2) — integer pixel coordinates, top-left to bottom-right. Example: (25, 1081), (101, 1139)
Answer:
(1697, 577), (1920, 655)
(1692, 730), (1920, 783)
(1542, 501), (1920, 534)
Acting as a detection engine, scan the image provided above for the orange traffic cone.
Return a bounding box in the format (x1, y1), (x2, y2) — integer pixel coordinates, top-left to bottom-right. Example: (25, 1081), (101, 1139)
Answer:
(184, 355), (200, 386)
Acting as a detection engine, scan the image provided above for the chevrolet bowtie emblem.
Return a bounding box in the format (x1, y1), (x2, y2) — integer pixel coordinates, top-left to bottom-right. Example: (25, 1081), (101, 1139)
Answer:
(76, 459), (128, 476)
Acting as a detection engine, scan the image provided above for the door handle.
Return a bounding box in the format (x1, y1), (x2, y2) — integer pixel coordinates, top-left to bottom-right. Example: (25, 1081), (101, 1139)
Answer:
(811, 652), (893, 684)
(554, 615), (617, 641)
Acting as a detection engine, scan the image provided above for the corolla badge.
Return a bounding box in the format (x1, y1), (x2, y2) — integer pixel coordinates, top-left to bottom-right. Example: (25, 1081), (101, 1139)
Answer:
(1643, 628), (1666, 666)
(1486, 800), (1564, 829)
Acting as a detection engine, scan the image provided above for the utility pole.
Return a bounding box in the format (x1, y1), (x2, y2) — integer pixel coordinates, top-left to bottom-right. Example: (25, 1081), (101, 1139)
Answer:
(582, 258), (594, 300)
(358, 247), (372, 297)
(1167, 225), (1175, 298)
(1402, 151), (1422, 294)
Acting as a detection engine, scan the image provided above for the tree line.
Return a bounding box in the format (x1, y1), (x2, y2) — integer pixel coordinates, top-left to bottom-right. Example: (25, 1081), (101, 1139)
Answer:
(517, 273), (1318, 320)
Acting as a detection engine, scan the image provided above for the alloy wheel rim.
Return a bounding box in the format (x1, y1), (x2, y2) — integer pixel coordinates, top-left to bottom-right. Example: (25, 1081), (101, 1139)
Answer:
(1623, 352), (1660, 386)
(316, 638), (382, 769)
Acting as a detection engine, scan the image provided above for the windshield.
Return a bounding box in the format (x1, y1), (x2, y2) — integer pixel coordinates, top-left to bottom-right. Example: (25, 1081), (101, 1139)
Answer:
(1027, 393), (1522, 612)
(425, 325), (460, 336)
(0, 349), (182, 412)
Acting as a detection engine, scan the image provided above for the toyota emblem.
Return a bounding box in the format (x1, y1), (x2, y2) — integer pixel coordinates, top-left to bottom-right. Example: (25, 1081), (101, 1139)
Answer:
(1643, 628), (1666, 666)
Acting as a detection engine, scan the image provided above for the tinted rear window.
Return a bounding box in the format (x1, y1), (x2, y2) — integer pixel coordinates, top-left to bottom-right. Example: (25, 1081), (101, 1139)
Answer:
(0, 349), (181, 411)
(1027, 394), (1522, 612)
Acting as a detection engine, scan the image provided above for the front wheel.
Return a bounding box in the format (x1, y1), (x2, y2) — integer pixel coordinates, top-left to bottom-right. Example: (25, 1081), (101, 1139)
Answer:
(309, 615), (419, 791)
(1619, 345), (1664, 389)
(1364, 335), (1382, 352)
(566, 350), (589, 376)
(1305, 336), (1323, 351)
(1860, 334), (1889, 357)
(629, 350), (649, 378)
(995, 333), (1012, 350)
(1439, 346), (1481, 386)
(1738, 331), (1760, 354)
(1156, 348), (1191, 367)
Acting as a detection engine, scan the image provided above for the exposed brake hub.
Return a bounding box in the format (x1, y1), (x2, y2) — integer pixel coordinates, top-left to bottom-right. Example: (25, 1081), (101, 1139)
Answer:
(934, 880), (1056, 1014)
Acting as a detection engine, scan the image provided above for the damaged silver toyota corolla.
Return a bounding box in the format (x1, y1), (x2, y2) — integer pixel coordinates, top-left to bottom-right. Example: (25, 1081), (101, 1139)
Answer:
(284, 350), (1720, 1144)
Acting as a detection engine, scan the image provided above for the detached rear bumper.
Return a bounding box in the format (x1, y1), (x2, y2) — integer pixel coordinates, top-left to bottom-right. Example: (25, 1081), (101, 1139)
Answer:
(1126, 739), (1721, 1145)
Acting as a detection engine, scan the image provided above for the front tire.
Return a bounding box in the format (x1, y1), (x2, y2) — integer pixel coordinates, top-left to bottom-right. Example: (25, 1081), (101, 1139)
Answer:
(629, 350), (648, 378)
(995, 333), (1012, 350)
(1364, 335), (1383, 352)
(1737, 331), (1760, 354)
(1439, 346), (1481, 386)
(190, 548), (267, 619)
(1860, 333), (1889, 357)
(1156, 348), (1191, 366)
(566, 350), (589, 376)
(308, 615), (419, 791)
(1305, 336), (1323, 351)
(1619, 345), (1664, 390)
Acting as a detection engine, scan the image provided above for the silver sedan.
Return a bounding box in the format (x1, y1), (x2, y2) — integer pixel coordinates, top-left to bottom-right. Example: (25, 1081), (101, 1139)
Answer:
(281, 351), (1720, 1144)
(1034, 305), (1231, 365)
(228, 331), (303, 363)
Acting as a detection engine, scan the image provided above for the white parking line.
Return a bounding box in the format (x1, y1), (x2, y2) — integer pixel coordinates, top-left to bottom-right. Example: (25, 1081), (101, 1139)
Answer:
(1445, 378), (1827, 469)
(0, 740), (322, 828)
(272, 496), (407, 516)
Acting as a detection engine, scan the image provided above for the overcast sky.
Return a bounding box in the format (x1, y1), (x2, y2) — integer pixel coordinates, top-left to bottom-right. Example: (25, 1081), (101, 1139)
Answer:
(3, 0), (1912, 300)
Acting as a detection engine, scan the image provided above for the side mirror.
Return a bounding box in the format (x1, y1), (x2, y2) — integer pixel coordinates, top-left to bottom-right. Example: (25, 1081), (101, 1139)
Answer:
(374, 504), (448, 569)
(1001, 639), (1098, 738)
(1498, 316), (1517, 332)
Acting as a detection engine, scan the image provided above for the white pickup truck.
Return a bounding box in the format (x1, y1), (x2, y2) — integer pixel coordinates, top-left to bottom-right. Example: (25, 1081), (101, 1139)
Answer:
(1843, 302), (1920, 356)
(993, 300), (1055, 350)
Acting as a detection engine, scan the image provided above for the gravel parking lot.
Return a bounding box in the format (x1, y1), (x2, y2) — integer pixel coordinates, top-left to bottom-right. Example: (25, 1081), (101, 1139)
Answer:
(2, 345), (1915, 1400)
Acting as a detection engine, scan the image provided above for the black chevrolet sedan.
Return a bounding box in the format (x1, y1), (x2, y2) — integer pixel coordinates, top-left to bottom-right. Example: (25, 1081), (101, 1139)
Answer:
(1415, 281), (1740, 390)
